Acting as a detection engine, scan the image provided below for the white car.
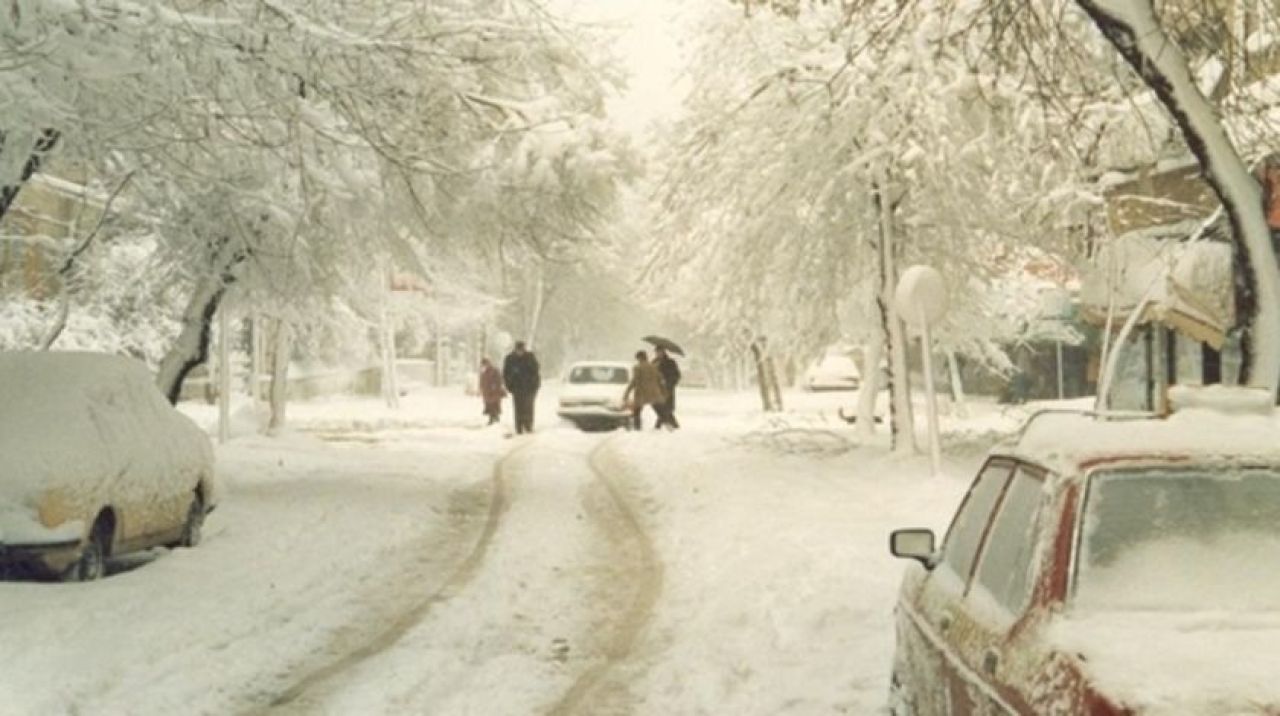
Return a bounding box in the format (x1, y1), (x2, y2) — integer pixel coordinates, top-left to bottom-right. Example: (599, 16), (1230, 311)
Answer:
(557, 361), (632, 431)
(803, 353), (863, 391)
(0, 352), (218, 581)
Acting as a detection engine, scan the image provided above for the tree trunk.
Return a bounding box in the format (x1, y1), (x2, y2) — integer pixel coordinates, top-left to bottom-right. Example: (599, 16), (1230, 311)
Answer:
(38, 297), (71, 352)
(250, 314), (264, 400)
(875, 169), (916, 453)
(155, 238), (245, 404)
(379, 270), (400, 408)
(217, 305), (232, 444)
(1076, 0), (1280, 396)
(749, 338), (782, 412)
(947, 350), (969, 419)
(750, 340), (771, 411)
(0, 129), (60, 223)
(767, 355), (784, 411)
(268, 319), (292, 434)
(855, 332), (883, 436)
(526, 265), (547, 349)
(156, 275), (231, 404)
(380, 309), (400, 407)
(434, 316), (445, 387)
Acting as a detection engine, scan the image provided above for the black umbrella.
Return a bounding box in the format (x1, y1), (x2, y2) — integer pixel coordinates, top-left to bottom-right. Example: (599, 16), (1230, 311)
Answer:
(642, 335), (685, 356)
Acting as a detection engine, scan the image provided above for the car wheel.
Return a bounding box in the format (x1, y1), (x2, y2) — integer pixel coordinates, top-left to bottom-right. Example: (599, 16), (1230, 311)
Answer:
(63, 518), (110, 582)
(177, 491), (205, 548)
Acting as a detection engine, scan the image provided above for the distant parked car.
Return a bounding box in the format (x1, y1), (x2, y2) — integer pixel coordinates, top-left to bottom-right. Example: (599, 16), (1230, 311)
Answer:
(557, 361), (631, 431)
(803, 352), (863, 391)
(888, 402), (1280, 714)
(0, 352), (218, 581)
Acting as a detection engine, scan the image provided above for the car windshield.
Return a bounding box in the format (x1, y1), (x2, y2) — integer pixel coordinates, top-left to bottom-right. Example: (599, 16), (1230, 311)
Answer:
(568, 366), (628, 385)
(1075, 466), (1280, 611)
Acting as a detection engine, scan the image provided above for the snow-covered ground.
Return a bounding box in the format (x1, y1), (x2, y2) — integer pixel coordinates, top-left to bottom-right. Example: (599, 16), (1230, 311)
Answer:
(0, 383), (1028, 715)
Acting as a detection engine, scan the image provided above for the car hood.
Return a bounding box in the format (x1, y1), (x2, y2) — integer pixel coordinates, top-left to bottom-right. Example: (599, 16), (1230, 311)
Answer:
(1052, 611), (1280, 714)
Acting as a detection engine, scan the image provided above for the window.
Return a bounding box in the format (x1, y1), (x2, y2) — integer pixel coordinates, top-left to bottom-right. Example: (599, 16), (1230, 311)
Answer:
(941, 460), (1014, 583)
(1075, 467), (1280, 611)
(568, 366), (628, 385)
(973, 469), (1045, 615)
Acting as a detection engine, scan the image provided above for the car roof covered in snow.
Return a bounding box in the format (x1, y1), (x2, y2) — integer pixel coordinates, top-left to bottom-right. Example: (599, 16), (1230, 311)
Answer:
(994, 406), (1280, 476)
(0, 351), (209, 502)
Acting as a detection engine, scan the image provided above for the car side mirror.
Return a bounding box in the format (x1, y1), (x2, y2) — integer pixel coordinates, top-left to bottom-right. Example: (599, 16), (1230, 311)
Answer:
(890, 528), (937, 569)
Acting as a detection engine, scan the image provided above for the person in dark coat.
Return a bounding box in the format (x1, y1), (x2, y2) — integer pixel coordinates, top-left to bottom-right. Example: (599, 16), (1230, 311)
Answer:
(502, 341), (541, 434)
(478, 358), (506, 425)
(624, 350), (670, 431)
(653, 345), (681, 429)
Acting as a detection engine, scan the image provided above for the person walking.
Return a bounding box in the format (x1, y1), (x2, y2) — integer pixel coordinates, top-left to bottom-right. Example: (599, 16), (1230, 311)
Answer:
(653, 345), (682, 429)
(502, 341), (541, 434)
(623, 350), (670, 431)
(478, 358), (506, 425)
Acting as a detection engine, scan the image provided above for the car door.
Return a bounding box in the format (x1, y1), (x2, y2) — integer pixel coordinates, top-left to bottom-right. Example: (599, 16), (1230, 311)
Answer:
(84, 379), (149, 548)
(136, 381), (193, 543)
(114, 375), (187, 549)
(899, 458), (1016, 714)
(951, 464), (1053, 715)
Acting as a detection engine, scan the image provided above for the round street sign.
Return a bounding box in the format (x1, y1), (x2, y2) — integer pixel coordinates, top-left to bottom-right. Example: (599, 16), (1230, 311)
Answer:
(894, 265), (948, 327)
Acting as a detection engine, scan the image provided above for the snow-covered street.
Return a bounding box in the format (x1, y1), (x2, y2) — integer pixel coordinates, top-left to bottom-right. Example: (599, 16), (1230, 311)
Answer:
(10, 0), (1280, 712)
(0, 388), (998, 715)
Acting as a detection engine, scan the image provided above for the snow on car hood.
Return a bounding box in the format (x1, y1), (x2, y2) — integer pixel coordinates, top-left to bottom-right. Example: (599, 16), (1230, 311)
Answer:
(1051, 611), (1280, 714)
(0, 352), (214, 509)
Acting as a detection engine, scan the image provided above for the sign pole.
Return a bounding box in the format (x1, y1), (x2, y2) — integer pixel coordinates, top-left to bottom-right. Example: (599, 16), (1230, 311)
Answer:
(919, 307), (942, 476)
(894, 265), (948, 477)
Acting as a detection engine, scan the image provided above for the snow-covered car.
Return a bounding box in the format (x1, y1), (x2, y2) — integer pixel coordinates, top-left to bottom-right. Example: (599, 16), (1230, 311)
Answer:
(0, 352), (218, 581)
(802, 353), (862, 391)
(888, 399), (1280, 715)
(557, 361), (631, 431)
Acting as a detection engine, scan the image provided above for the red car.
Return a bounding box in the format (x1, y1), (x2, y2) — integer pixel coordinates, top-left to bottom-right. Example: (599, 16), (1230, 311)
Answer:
(888, 406), (1280, 715)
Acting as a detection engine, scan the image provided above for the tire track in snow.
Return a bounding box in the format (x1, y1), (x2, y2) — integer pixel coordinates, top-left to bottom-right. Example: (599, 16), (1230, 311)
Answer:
(261, 438), (533, 712)
(547, 436), (664, 716)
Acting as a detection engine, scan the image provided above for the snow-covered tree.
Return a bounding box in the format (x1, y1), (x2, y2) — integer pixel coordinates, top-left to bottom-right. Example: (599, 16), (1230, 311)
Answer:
(2, 0), (637, 407)
(980, 0), (1280, 396)
(652, 1), (1093, 441)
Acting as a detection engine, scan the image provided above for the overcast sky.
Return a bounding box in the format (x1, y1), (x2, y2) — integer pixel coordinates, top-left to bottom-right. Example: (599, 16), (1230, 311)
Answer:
(558, 0), (688, 135)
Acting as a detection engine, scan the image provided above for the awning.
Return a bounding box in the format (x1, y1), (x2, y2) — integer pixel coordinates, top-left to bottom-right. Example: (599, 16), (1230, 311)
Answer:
(1079, 230), (1235, 349)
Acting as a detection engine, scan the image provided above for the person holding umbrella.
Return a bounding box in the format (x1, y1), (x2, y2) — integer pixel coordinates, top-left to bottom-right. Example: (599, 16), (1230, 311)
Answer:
(642, 335), (684, 430)
(653, 345), (681, 429)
